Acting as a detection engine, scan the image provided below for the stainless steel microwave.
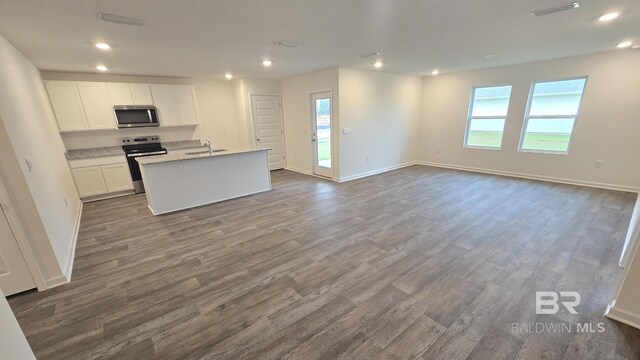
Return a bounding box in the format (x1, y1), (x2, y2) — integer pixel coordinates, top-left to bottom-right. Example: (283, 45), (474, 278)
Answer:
(114, 105), (159, 128)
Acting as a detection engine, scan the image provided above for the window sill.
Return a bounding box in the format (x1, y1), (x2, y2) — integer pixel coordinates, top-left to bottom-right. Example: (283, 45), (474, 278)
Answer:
(463, 145), (502, 151)
(518, 148), (569, 155)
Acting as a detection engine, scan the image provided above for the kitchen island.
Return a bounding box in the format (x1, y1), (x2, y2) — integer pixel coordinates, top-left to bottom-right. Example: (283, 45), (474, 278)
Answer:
(136, 148), (271, 215)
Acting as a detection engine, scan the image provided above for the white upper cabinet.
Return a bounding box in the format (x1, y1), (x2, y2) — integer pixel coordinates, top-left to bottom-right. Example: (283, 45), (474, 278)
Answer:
(45, 81), (198, 132)
(107, 83), (134, 106)
(45, 81), (89, 131)
(150, 84), (180, 126)
(174, 85), (199, 125)
(130, 84), (154, 105)
(77, 82), (117, 129)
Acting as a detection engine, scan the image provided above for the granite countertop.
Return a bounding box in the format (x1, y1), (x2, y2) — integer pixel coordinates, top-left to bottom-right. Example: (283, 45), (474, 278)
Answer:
(136, 148), (270, 165)
(65, 140), (205, 160)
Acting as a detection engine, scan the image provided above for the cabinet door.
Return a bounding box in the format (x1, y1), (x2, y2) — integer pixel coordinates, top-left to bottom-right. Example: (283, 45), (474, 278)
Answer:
(77, 82), (117, 129)
(107, 83), (133, 105)
(44, 81), (89, 131)
(174, 85), (198, 125)
(101, 163), (134, 192)
(150, 85), (179, 126)
(130, 84), (154, 105)
(72, 166), (108, 198)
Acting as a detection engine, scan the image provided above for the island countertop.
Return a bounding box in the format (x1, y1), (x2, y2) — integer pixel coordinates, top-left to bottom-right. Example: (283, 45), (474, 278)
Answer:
(136, 147), (270, 165)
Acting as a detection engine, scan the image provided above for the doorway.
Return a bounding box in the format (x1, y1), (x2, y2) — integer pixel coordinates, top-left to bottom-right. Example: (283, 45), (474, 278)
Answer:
(250, 95), (285, 170)
(311, 92), (332, 178)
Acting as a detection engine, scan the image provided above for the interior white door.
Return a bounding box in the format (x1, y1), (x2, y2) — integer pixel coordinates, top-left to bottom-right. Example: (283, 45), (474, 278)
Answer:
(251, 95), (285, 170)
(311, 92), (332, 178)
(0, 204), (35, 296)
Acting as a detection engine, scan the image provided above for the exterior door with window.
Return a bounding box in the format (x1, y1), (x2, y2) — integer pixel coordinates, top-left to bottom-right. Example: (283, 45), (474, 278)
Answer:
(311, 92), (332, 178)
(251, 95), (285, 170)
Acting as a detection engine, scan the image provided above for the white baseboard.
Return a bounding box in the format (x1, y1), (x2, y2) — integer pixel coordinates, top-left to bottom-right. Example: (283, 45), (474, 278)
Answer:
(418, 161), (638, 193)
(44, 274), (69, 289)
(339, 162), (418, 182)
(284, 166), (312, 176)
(605, 302), (640, 330)
(62, 200), (83, 282)
(284, 166), (337, 182)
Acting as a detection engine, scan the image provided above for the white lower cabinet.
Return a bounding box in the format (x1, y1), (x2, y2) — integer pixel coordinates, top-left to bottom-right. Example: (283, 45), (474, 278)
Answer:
(70, 158), (133, 199)
(72, 166), (108, 198)
(102, 163), (134, 192)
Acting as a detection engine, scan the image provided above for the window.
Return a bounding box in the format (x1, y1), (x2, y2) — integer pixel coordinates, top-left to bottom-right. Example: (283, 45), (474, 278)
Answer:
(464, 85), (512, 149)
(520, 77), (587, 153)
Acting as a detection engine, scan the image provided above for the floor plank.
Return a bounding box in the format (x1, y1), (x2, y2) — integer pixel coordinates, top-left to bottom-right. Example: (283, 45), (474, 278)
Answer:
(7, 166), (640, 360)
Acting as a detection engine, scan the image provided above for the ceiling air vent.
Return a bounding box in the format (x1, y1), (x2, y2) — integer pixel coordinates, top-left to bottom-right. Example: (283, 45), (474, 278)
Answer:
(530, 2), (579, 17)
(356, 52), (381, 59)
(274, 40), (303, 48)
(98, 13), (145, 26)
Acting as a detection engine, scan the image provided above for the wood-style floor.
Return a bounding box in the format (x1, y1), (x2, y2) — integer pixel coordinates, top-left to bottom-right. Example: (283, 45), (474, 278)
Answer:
(8, 166), (640, 359)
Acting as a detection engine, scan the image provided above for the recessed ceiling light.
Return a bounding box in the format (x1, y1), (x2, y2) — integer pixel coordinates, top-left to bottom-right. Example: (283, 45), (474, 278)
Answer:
(262, 60), (272, 67)
(617, 41), (633, 48)
(95, 42), (111, 50)
(357, 52), (381, 58)
(96, 65), (108, 71)
(432, 70), (440, 75)
(530, 2), (579, 17)
(373, 60), (383, 68)
(224, 73), (233, 80)
(599, 12), (620, 22)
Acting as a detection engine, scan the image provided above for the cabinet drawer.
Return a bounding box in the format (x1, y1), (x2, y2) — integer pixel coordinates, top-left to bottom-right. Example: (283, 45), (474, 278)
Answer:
(68, 155), (126, 169)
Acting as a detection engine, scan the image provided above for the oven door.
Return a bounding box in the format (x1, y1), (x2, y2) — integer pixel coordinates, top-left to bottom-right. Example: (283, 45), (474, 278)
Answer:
(115, 106), (159, 128)
(126, 150), (167, 193)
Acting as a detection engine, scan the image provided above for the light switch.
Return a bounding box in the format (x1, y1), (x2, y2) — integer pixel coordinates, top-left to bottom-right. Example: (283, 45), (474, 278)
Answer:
(342, 128), (350, 135)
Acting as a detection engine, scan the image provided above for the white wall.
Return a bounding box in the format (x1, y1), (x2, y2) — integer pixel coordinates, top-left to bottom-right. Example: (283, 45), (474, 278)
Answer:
(281, 68), (339, 177)
(419, 50), (640, 191)
(0, 34), (76, 285)
(40, 72), (242, 150)
(338, 68), (422, 181)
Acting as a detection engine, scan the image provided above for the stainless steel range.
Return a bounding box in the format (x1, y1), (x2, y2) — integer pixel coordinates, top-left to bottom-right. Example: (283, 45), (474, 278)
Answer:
(121, 136), (167, 193)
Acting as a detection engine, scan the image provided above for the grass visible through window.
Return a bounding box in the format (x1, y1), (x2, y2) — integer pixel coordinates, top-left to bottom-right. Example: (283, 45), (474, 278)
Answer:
(521, 133), (571, 152)
(466, 131), (503, 148)
(317, 139), (331, 161)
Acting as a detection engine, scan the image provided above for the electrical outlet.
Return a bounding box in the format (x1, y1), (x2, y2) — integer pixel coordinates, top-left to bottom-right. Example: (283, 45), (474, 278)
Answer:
(595, 160), (603, 168)
(342, 128), (350, 135)
(436, 148), (441, 154)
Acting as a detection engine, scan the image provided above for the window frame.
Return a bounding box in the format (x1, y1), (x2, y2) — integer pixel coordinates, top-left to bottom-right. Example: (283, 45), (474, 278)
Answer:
(518, 76), (588, 155)
(463, 84), (513, 151)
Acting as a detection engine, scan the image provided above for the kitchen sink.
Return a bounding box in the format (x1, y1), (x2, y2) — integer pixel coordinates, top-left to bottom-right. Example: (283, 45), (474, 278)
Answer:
(186, 149), (227, 155)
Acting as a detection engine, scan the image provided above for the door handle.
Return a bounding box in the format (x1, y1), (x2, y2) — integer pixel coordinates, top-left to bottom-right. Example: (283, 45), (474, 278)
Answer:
(256, 138), (261, 141)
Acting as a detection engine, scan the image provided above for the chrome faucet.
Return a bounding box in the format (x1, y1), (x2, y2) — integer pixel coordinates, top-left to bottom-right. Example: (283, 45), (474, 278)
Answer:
(204, 139), (213, 155)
